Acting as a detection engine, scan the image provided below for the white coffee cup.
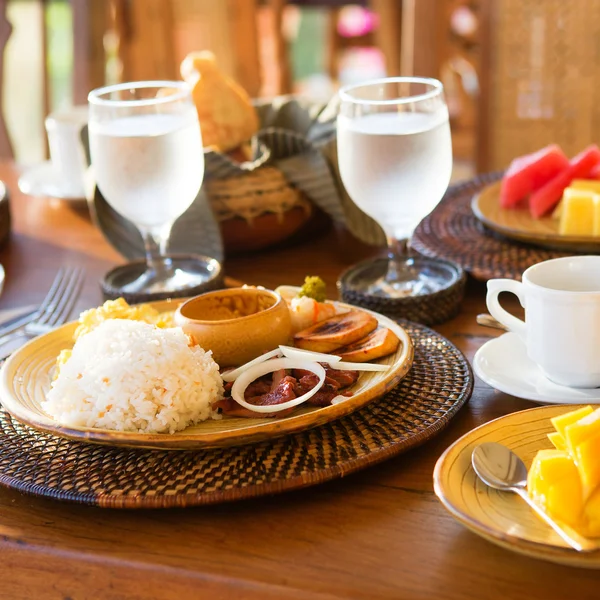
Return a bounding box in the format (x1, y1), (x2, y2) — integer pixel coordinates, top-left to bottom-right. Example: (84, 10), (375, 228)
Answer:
(486, 255), (600, 388)
(45, 105), (88, 196)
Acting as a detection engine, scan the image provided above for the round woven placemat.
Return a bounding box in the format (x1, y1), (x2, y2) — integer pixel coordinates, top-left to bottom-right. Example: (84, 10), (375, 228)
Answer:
(412, 172), (573, 281)
(0, 320), (472, 509)
(338, 257), (466, 326)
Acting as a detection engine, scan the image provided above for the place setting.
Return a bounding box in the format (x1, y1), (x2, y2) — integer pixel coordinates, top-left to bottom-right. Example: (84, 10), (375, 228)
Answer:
(0, 68), (476, 509)
(432, 252), (600, 566)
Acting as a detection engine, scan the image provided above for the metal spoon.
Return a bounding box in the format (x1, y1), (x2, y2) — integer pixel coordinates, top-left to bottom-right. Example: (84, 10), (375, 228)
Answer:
(472, 442), (598, 552)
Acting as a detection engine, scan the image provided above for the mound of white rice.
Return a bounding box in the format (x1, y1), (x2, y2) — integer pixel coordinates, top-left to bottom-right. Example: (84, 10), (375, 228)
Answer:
(42, 319), (223, 434)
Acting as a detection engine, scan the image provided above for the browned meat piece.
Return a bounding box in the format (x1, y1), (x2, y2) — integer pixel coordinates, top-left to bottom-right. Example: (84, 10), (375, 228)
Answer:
(270, 368), (287, 389)
(214, 397), (294, 418)
(292, 368), (313, 380)
(324, 365), (359, 388)
(213, 397), (262, 418)
(217, 363), (360, 418)
(294, 373), (320, 395)
(246, 376), (297, 407)
(243, 378), (271, 399)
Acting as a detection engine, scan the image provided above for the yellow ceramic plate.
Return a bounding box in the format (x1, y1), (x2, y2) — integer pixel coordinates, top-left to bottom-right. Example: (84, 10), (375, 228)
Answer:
(472, 181), (600, 252)
(0, 299), (413, 450)
(434, 405), (600, 568)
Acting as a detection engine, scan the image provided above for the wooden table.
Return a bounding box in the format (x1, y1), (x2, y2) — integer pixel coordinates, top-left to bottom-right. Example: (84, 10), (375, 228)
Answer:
(1, 161), (599, 600)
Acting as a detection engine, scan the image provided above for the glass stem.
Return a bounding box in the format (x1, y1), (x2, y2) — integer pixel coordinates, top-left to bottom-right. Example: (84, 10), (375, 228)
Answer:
(140, 223), (173, 279)
(385, 235), (413, 283)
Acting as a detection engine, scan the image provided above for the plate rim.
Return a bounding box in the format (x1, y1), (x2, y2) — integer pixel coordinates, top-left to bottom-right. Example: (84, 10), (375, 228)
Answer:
(433, 404), (600, 567)
(473, 333), (600, 404)
(471, 180), (600, 252)
(18, 160), (86, 201)
(0, 299), (414, 450)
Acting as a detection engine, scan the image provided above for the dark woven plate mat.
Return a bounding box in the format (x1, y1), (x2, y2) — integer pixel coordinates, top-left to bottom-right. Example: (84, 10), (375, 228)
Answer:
(412, 172), (575, 281)
(0, 320), (472, 509)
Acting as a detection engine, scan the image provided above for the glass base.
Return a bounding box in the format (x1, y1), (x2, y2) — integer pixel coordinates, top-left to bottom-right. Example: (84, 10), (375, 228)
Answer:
(102, 254), (223, 301)
(341, 256), (461, 299)
(120, 263), (211, 295)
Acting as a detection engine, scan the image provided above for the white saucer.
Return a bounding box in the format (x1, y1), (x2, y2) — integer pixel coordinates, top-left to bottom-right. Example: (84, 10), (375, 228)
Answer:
(473, 332), (600, 404)
(18, 161), (85, 201)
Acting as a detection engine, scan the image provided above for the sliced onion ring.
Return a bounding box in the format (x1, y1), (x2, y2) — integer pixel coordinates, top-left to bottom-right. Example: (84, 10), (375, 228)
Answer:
(279, 345), (341, 364)
(334, 360), (389, 372)
(231, 358), (325, 414)
(222, 348), (282, 382)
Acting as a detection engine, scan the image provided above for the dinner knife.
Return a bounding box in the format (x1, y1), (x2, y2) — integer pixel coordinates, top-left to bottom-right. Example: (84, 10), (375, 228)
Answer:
(0, 305), (38, 338)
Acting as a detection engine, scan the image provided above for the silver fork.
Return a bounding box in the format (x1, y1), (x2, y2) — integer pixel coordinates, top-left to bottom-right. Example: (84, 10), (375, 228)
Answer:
(0, 267), (85, 349)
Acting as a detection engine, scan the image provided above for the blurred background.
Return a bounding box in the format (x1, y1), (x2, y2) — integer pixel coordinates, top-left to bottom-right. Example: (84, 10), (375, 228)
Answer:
(2, 0), (598, 181)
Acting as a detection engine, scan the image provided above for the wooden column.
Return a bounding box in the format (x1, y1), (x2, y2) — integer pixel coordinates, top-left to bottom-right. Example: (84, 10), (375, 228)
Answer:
(119, 0), (177, 82)
(371, 0), (402, 76)
(229, 0), (261, 97)
(0, 0), (13, 158)
(72, 0), (109, 103)
(269, 0), (292, 95)
(400, 0), (446, 78)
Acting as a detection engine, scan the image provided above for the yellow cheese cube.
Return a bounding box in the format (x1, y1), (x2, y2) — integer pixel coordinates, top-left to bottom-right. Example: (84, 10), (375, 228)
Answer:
(552, 200), (563, 220)
(550, 405), (594, 438)
(547, 431), (567, 451)
(559, 189), (597, 236)
(564, 408), (600, 456)
(570, 179), (600, 193)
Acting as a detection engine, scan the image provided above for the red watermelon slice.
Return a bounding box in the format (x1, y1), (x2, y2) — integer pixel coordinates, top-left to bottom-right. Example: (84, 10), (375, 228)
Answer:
(589, 162), (600, 180)
(529, 145), (600, 218)
(500, 144), (569, 208)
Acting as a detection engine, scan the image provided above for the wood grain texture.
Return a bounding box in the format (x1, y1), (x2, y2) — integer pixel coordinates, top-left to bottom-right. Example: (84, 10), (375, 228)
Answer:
(1, 160), (600, 598)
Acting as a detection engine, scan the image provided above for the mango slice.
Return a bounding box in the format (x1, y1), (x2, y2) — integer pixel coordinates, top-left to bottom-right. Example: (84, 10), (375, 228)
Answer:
(527, 449), (583, 526)
(582, 488), (600, 537)
(564, 408), (600, 456)
(547, 431), (567, 451)
(575, 434), (600, 500)
(550, 405), (593, 439)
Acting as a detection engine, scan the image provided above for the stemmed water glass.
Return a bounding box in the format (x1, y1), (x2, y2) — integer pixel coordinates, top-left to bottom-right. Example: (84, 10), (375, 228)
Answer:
(88, 81), (206, 294)
(337, 77), (453, 297)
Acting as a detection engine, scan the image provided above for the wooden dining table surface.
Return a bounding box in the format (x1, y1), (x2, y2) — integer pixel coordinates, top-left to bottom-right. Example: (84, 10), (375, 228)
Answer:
(1, 160), (600, 600)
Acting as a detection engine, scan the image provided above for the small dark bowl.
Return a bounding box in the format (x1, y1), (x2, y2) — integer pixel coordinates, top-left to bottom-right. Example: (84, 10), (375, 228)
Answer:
(338, 256), (466, 326)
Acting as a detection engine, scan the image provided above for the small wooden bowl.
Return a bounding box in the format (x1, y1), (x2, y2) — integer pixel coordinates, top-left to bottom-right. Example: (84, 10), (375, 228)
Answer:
(174, 288), (292, 367)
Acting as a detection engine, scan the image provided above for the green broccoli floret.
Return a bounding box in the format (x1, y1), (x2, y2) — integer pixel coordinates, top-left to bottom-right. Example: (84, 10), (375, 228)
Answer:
(297, 276), (327, 303)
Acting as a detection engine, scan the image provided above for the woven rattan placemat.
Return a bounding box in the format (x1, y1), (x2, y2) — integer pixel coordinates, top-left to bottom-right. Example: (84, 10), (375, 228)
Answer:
(412, 172), (573, 281)
(0, 320), (472, 509)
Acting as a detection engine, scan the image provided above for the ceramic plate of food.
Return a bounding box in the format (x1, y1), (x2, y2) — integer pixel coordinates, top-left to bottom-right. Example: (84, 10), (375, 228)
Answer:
(472, 181), (600, 253)
(434, 404), (600, 568)
(0, 286), (413, 450)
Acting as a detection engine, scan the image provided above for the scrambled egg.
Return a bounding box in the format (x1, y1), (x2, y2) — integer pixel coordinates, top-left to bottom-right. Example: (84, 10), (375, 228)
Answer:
(74, 298), (174, 340)
(54, 298), (175, 377)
